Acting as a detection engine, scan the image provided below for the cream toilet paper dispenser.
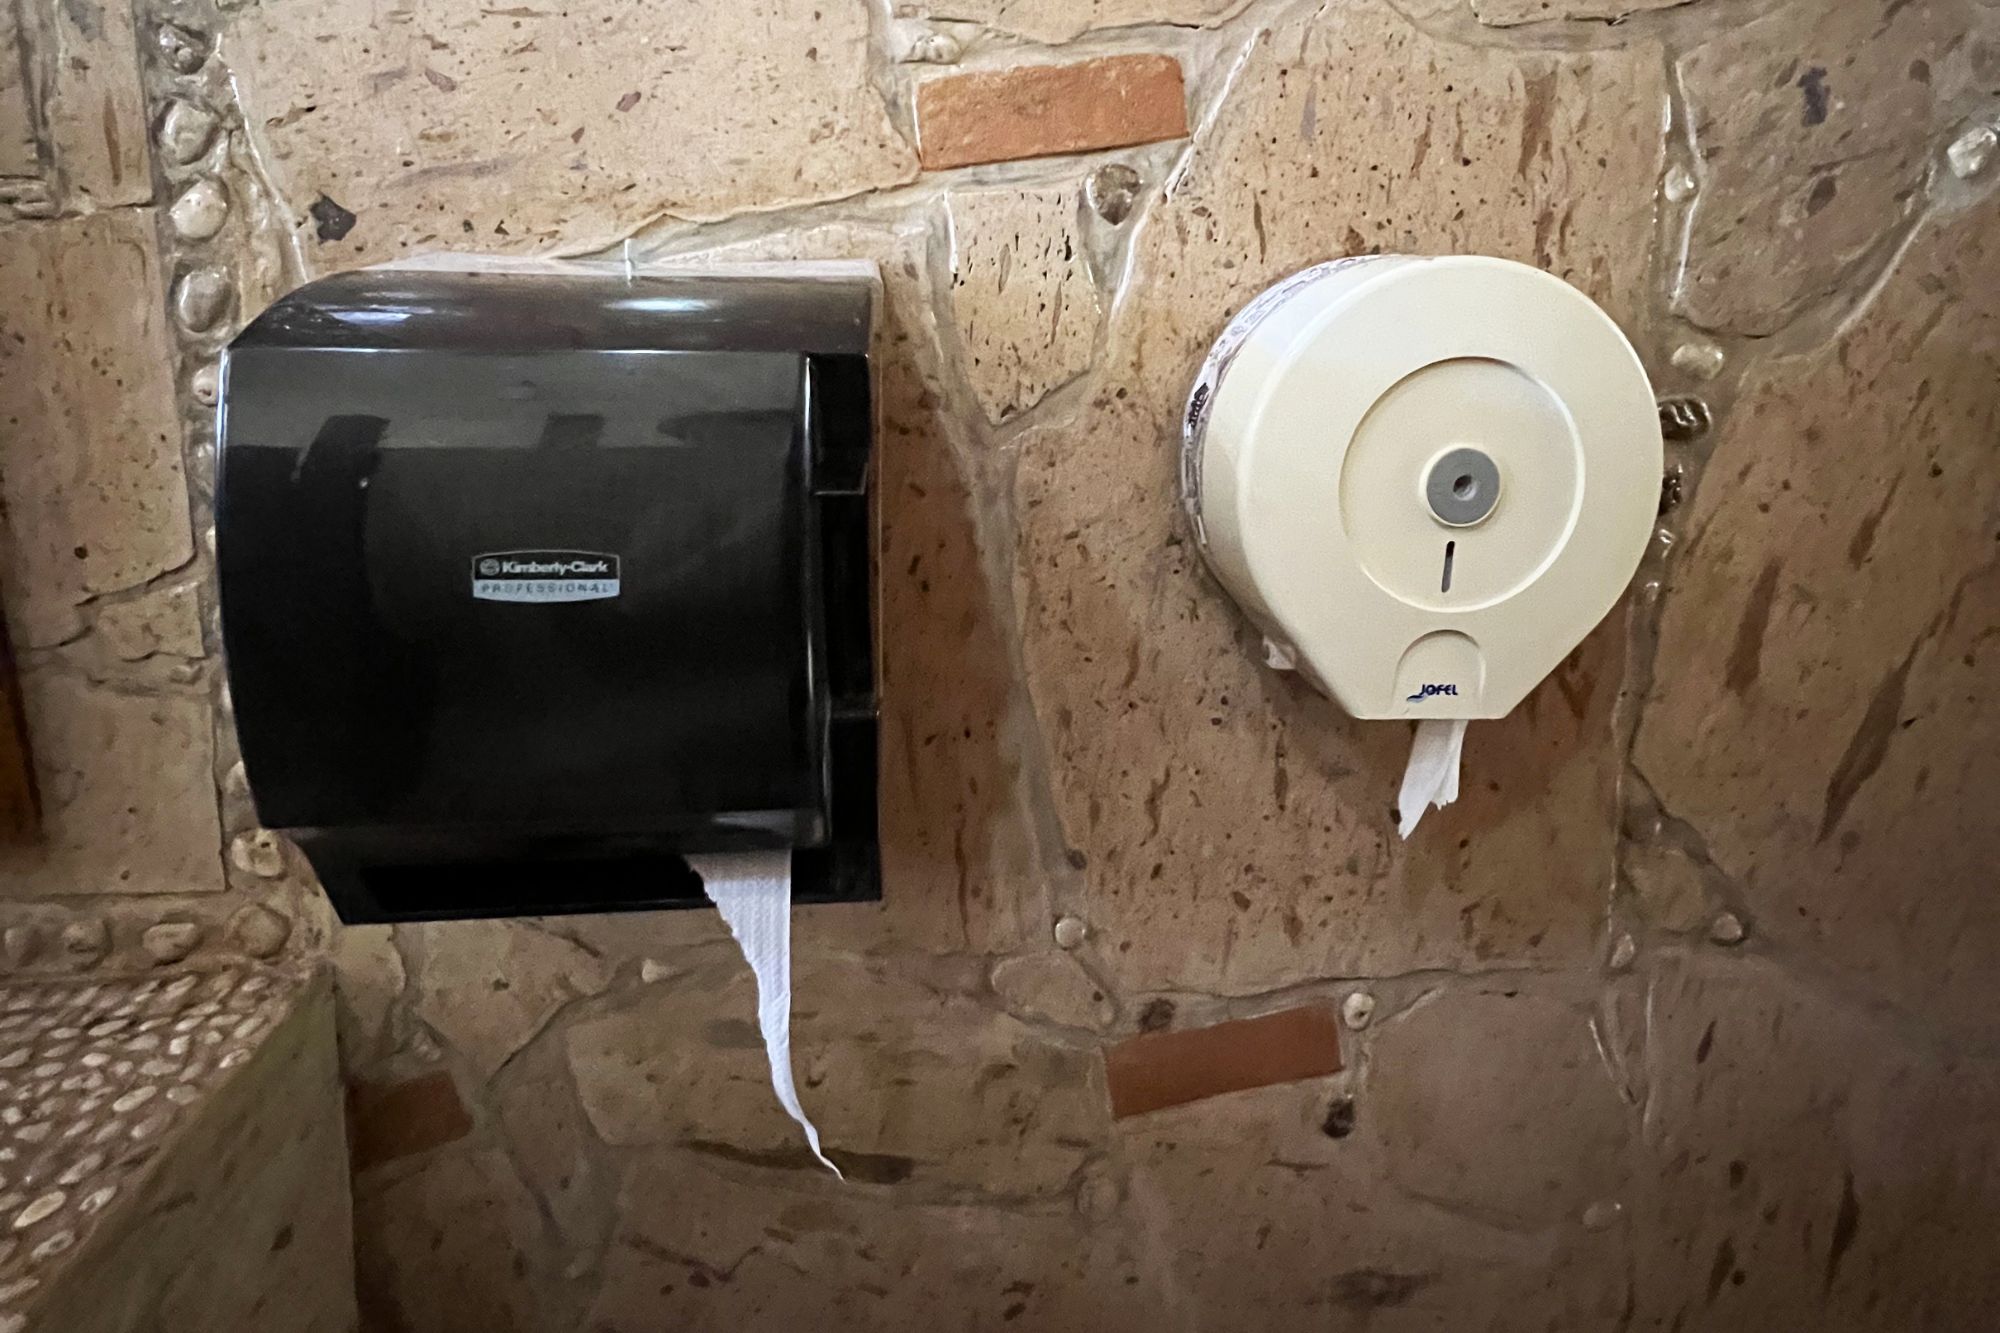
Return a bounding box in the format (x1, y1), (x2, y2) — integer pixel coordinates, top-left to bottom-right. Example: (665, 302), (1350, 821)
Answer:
(214, 264), (881, 923)
(1182, 257), (1662, 813)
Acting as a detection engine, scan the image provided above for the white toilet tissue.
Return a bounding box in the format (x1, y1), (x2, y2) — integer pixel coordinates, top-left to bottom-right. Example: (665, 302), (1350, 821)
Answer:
(689, 850), (841, 1177)
(1397, 718), (1467, 839)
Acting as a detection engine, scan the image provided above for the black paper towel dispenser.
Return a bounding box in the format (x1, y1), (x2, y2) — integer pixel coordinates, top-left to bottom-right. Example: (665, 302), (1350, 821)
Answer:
(214, 263), (879, 924)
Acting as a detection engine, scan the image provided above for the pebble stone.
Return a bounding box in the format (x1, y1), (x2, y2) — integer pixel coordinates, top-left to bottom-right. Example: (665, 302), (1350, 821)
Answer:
(0, 968), (300, 1322)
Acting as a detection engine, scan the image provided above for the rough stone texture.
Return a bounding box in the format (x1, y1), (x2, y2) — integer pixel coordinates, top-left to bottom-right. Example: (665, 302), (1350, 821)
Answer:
(1675, 0), (1990, 335)
(4, 0), (2000, 1326)
(0, 211), (191, 648)
(1472, 0), (1687, 24)
(916, 55), (1189, 170)
(1630, 951), (2000, 1328)
(224, 0), (918, 262)
(1366, 982), (1628, 1226)
(409, 918), (612, 1081)
(352, 1145), (544, 1333)
(944, 184), (1100, 422)
(0, 671), (222, 897)
(45, 0), (151, 208)
(0, 968), (356, 1333)
(989, 951), (1112, 1029)
(566, 950), (1106, 1193)
(905, 0), (1249, 43)
(91, 586), (204, 662)
(1016, 0), (1663, 995)
(1635, 203), (2000, 1042)
(0, 2), (35, 178)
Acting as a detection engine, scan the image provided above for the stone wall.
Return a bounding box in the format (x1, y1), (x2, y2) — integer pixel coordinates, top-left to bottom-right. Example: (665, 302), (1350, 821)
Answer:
(2, 0), (1998, 1328)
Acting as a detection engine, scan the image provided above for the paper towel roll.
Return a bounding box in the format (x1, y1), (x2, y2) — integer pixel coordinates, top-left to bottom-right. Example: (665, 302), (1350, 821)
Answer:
(1397, 718), (1466, 839)
(688, 850), (841, 1177)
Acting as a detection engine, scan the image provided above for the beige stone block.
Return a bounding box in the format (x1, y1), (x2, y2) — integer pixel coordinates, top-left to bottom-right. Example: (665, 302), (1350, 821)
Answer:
(1115, 1079), (1631, 1326)
(989, 950), (1112, 1029)
(1634, 203), (2000, 1040)
(93, 585), (204, 661)
(0, 1), (37, 177)
(224, 0), (916, 263)
(0, 670), (223, 895)
(916, 55), (1188, 171)
(409, 917), (612, 1081)
(905, 0), (1248, 43)
(565, 951), (1108, 1194)
(944, 184), (1099, 423)
(353, 1145), (546, 1333)
(0, 211), (190, 648)
(47, 0), (150, 206)
(1629, 952), (2000, 1326)
(330, 923), (406, 1065)
(1011, 0), (1663, 995)
(586, 1152), (1140, 1331)
(1624, 840), (1712, 933)
(1675, 0), (1983, 334)
(1365, 982), (1629, 1225)
(1471, 0), (1686, 24)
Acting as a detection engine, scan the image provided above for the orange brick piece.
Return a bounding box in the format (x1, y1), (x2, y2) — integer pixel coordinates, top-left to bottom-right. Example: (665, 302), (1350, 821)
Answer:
(916, 54), (1188, 171)
(1103, 1005), (1343, 1119)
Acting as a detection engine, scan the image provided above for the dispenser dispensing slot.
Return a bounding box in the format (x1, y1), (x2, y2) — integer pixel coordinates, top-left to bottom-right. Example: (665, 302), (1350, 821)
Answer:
(215, 264), (881, 923)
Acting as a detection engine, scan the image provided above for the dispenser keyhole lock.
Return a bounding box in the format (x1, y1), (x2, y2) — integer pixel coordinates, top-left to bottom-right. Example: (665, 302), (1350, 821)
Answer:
(1425, 447), (1501, 527)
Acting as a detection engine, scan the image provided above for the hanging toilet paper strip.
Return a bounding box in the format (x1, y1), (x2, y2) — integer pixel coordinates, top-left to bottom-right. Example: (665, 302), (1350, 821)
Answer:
(1397, 718), (1467, 839)
(690, 851), (842, 1177)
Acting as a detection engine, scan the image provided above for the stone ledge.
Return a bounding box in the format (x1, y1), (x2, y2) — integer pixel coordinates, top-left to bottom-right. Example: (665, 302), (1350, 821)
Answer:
(0, 965), (355, 1333)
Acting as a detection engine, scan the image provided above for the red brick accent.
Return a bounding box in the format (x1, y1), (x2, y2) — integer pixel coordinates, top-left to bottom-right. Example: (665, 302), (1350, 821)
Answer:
(348, 1071), (473, 1171)
(916, 54), (1189, 171)
(1104, 1005), (1343, 1119)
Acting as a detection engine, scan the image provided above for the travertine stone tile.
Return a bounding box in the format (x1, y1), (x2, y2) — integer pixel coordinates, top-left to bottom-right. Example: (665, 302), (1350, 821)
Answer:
(1471, 0), (1687, 23)
(1675, 0), (1986, 334)
(943, 184), (1100, 423)
(1115, 1079), (1632, 1326)
(352, 1145), (548, 1333)
(903, 0), (1248, 43)
(93, 585), (204, 662)
(564, 951), (1108, 1195)
(1635, 202), (2000, 1040)
(224, 0), (917, 263)
(409, 917), (612, 1081)
(1014, 0), (1664, 994)
(1364, 981), (1630, 1225)
(587, 1152), (1142, 1331)
(0, 212), (190, 648)
(0, 671), (222, 896)
(1629, 951), (2000, 1327)
(0, 2), (36, 177)
(47, 0), (150, 206)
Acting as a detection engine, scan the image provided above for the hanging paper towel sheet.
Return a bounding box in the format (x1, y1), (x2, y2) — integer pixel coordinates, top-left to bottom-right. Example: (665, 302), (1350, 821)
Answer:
(1397, 718), (1466, 838)
(689, 850), (841, 1177)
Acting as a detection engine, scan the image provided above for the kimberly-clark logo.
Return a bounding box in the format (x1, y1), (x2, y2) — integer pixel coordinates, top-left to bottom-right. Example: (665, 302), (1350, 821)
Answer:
(471, 550), (621, 604)
(1407, 683), (1459, 703)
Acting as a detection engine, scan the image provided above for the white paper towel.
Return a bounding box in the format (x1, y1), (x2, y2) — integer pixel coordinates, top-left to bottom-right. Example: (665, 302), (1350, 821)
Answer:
(689, 850), (841, 1177)
(1397, 718), (1467, 839)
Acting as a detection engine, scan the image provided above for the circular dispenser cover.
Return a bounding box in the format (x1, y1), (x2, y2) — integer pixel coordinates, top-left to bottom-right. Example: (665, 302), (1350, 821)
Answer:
(1182, 255), (1661, 720)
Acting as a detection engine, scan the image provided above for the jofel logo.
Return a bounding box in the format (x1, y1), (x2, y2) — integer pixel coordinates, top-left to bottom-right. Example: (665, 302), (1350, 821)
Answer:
(1407, 683), (1459, 702)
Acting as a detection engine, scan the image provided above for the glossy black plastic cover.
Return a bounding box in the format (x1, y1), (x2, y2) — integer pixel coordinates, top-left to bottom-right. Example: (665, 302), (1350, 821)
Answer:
(215, 267), (877, 922)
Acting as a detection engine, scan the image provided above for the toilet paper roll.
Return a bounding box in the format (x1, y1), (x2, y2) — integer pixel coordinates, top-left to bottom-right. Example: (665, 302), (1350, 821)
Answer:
(1397, 718), (1467, 839)
(689, 850), (841, 1177)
